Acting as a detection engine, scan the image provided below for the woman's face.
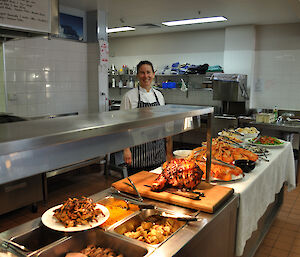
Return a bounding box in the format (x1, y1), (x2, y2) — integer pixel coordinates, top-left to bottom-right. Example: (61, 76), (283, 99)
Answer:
(137, 64), (155, 89)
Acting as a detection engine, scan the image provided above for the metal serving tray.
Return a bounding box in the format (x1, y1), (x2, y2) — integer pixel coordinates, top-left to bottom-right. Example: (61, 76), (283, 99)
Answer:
(36, 229), (149, 257)
(111, 209), (186, 247)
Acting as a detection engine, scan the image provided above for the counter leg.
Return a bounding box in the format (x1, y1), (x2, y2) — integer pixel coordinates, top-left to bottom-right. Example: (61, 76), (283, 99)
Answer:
(206, 113), (212, 183)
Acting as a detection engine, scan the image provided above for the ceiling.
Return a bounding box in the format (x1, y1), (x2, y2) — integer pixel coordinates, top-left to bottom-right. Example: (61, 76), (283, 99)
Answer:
(59, 0), (300, 38)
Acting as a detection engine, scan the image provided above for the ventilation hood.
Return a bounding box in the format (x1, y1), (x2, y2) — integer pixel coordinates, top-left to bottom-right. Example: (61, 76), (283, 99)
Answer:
(0, 0), (59, 42)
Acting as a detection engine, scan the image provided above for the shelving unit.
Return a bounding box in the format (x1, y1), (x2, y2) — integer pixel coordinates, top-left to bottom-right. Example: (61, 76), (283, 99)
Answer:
(108, 73), (212, 89)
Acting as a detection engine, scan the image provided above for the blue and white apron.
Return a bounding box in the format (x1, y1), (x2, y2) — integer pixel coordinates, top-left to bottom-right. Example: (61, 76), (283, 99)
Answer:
(130, 86), (166, 168)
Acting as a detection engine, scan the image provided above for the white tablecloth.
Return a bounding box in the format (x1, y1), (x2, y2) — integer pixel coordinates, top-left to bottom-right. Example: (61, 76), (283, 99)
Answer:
(215, 142), (296, 256)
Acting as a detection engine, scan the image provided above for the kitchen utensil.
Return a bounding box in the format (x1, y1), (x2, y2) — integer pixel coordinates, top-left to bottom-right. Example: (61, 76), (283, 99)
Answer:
(1, 238), (31, 252)
(138, 205), (200, 221)
(112, 188), (143, 203)
(143, 185), (201, 200)
(127, 177), (143, 202)
(224, 128), (244, 137)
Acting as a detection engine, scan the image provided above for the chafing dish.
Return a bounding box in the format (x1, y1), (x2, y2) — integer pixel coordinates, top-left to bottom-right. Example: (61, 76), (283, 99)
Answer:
(111, 208), (186, 247)
(36, 229), (149, 257)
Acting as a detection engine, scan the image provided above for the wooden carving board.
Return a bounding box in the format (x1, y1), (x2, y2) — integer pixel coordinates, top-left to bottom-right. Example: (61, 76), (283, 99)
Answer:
(111, 171), (234, 213)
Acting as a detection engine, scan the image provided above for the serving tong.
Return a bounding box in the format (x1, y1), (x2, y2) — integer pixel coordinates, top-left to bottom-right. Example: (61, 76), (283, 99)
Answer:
(220, 136), (269, 162)
(138, 204), (201, 222)
(1, 238), (31, 253)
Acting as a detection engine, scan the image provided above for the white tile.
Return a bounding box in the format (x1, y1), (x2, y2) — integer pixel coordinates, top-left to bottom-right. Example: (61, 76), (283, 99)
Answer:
(5, 71), (16, 82)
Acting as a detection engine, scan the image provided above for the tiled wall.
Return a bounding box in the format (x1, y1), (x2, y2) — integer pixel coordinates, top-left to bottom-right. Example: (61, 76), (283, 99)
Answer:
(4, 37), (96, 118)
(252, 24), (300, 111)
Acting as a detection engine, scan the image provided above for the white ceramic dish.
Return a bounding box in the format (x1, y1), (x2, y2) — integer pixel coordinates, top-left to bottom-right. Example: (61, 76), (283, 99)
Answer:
(173, 150), (192, 159)
(246, 138), (285, 148)
(41, 204), (110, 232)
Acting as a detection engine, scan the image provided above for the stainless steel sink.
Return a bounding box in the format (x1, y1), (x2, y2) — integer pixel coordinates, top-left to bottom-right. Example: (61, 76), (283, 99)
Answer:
(36, 229), (148, 257)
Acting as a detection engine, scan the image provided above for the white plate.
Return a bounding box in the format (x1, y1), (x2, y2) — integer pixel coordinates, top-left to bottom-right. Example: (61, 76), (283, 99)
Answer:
(246, 138), (285, 148)
(41, 204), (110, 232)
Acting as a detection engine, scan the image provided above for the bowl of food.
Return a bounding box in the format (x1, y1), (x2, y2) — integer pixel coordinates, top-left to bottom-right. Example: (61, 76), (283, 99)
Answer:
(234, 160), (256, 173)
(173, 150), (192, 159)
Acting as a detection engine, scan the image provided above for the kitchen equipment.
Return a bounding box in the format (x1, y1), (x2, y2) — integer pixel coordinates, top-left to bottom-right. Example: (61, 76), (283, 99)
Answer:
(112, 171), (234, 213)
(212, 73), (248, 114)
(36, 229), (148, 257)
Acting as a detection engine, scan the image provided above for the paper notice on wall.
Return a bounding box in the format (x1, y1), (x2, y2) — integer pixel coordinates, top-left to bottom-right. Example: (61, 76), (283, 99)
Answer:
(0, 0), (50, 33)
(99, 39), (109, 72)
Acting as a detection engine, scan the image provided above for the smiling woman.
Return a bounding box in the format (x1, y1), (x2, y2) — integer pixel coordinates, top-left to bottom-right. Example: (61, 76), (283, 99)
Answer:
(119, 60), (172, 173)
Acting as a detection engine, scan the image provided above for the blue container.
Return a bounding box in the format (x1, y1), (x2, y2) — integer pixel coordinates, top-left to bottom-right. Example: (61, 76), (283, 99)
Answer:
(162, 82), (176, 89)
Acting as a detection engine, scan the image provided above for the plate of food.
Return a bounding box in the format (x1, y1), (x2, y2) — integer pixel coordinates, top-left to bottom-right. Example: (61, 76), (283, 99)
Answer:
(246, 136), (285, 148)
(235, 127), (260, 139)
(217, 131), (243, 143)
(41, 197), (110, 232)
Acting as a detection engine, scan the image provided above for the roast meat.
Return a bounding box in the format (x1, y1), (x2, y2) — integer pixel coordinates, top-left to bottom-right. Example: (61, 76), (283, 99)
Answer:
(151, 159), (203, 191)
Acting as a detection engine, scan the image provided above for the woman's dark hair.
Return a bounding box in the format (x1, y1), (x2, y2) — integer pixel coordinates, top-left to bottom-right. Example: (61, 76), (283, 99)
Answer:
(137, 60), (154, 73)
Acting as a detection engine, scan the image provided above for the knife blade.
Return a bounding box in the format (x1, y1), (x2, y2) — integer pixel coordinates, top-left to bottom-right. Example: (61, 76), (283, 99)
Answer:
(144, 185), (201, 200)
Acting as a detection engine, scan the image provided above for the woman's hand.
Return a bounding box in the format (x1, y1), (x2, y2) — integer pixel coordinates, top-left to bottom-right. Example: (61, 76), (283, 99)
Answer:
(123, 148), (132, 165)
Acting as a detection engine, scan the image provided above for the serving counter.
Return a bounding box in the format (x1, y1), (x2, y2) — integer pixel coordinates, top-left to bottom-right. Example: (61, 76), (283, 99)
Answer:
(0, 104), (213, 186)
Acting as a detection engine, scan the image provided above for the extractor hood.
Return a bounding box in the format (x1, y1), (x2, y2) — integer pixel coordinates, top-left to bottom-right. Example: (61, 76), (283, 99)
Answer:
(0, 0), (59, 42)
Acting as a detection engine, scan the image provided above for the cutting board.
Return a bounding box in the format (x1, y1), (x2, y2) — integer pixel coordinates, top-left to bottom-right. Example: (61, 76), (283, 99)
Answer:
(112, 171), (234, 213)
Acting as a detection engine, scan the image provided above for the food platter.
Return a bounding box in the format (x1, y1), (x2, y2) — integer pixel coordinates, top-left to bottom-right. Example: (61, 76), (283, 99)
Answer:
(209, 173), (244, 182)
(246, 138), (285, 148)
(41, 204), (110, 232)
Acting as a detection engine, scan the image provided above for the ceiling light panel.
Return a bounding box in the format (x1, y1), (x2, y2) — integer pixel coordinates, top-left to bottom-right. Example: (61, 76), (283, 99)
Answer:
(162, 16), (227, 26)
(106, 26), (135, 33)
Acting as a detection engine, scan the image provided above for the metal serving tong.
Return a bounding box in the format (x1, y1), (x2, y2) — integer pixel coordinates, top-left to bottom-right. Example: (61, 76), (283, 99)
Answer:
(223, 128), (244, 137)
(112, 188), (143, 203)
(138, 205), (201, 222)
(127, 177), (144, 202)
(1, 238), (31, 253)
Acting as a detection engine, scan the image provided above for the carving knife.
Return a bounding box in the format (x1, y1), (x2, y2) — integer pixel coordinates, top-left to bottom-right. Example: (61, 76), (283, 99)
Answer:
(144, 185), (201, 200)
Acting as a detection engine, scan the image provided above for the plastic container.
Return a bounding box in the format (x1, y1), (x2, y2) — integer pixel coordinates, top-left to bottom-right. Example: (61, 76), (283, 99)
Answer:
(162, 82), (176, 89)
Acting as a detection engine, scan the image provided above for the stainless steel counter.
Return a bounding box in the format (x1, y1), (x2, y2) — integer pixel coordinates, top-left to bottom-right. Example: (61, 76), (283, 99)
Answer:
(0, 188), (238, 257)
(0, 105), (213, 185)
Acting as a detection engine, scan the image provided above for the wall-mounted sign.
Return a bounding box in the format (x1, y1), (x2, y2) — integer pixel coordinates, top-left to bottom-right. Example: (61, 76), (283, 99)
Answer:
(0, 0), (50, 33)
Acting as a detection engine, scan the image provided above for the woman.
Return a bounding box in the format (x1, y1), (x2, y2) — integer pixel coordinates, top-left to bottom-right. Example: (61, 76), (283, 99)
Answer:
(120, 60), (172, 172)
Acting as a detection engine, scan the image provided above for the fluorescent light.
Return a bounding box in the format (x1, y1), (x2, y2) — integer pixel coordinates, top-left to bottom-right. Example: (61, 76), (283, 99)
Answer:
(106, 26), (135, 33)
(162, 16), (227, 26)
